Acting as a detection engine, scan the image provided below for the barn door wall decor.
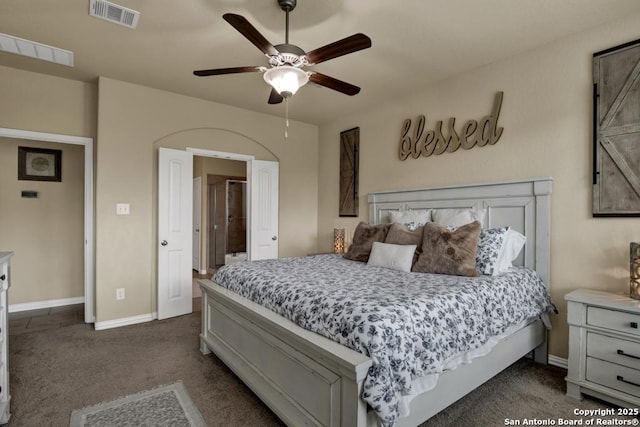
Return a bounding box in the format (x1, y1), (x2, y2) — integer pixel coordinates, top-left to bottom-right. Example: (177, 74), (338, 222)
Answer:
(339, 127), (359, 217)
(593, 38), (640, 216)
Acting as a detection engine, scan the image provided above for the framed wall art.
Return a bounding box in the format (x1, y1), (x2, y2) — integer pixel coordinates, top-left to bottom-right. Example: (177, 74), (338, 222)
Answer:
(593, 38), (640, 216)
(18, 146), (62, 182)
(339, 127), (359, 217)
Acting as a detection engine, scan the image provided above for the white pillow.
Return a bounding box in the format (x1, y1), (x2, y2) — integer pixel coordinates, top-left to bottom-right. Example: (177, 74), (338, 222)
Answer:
(389, 209), (432, 231)
(432, 208), (486, 228)
(367, 241), (417, 273)
(495, 229), (526, 273)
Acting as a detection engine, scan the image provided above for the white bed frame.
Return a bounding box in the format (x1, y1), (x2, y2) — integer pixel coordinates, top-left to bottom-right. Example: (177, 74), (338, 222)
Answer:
(199, 178), (553, 427)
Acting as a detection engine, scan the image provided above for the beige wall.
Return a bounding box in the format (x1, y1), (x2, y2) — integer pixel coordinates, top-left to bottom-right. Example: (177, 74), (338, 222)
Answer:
(0, 138), (85, 304)
(0, 65), (96, 307)
(317, 13), (640, 360)
(0, 65), (97, 137)
(96, 77), (318, 324)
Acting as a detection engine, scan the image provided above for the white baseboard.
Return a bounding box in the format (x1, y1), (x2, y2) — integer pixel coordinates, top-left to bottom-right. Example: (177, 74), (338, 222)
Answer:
(94, 313), (155, 331)
(548, 354), (568, 369)
(9, 296), (84, 313)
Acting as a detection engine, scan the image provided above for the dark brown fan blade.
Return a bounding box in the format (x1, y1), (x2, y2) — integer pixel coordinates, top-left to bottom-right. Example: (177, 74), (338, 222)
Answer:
(193, 66), (262, 77)
(223, 13), (279, 56)
(268, 88), (284, 104)
(305, 33), (371, 65)
(309, 73), (361, 96)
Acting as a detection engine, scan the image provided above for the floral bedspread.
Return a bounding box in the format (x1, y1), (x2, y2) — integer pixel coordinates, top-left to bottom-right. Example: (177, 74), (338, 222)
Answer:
(213, 254), (556, 426)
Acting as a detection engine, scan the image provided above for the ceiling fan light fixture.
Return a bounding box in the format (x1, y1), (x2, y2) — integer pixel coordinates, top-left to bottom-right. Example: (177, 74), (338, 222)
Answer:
(263, 65), (308, 98)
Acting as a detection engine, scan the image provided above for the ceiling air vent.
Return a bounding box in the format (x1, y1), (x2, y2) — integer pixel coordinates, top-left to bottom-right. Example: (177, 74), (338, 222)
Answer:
(0, 32), (74, 67)
(89, 0), (140, 29)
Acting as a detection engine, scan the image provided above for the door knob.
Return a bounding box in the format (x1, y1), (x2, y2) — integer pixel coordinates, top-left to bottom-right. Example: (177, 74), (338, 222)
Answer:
(272, 236), (278, 241)
(161, 240), (168, 246)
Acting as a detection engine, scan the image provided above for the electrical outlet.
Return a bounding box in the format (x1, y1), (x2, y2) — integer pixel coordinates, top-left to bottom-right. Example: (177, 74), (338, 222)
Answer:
(116, 288), (125, 300)
(116, 203), (130, 215)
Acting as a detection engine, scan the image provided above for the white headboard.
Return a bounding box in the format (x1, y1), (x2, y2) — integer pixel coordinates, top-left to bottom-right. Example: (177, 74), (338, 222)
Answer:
(368, 178), (552, 287)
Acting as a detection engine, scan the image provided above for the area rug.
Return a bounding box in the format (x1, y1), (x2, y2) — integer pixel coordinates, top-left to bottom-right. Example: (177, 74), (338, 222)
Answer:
(69, 381), (207, 427)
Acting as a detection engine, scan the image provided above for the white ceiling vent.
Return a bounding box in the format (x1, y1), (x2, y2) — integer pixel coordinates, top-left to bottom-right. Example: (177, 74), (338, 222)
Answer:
(0, 33), (74, 67)
(89, 0), (140, 29)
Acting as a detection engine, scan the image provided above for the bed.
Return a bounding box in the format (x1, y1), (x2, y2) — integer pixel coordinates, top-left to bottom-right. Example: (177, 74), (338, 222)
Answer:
(198, 178), (554, 427)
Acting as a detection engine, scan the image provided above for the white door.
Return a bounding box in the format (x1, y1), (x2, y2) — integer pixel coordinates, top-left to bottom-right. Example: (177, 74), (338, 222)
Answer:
(249, 160), (279, 260)
(192, 176), (202, 272)
(158, 147), (193, 320)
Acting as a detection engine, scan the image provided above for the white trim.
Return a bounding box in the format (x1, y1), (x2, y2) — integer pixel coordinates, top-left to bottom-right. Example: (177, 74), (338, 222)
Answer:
(0, 128), (91, 145)
(94, 313), (155, 331)
(548, 354), (568, 369)
(186, 147), (255, 161)
(0, 127), (95, 324)
(199, 269), (207, 275)
(9, 296), (84, 313)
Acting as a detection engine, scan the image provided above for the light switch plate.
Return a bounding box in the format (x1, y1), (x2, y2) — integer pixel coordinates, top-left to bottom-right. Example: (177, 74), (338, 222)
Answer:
(116, 203), (130, 215)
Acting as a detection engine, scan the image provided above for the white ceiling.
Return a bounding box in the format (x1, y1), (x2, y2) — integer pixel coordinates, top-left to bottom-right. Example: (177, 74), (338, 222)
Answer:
(2, 0), (640, 125)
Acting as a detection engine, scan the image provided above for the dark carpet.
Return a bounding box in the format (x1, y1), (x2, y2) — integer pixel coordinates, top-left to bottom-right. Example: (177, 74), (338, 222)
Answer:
(7, 311), (626, 426)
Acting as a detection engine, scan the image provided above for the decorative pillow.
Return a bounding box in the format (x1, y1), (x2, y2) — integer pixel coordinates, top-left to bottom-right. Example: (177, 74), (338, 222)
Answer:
(432, 207), (486, 228)
(476, 227), (510, 276)
(413, 221), (481, 277)
(343, 222), (392, 263)
(385, 222), (424, 266)
(367, 242), (417, 273)
(389, 209), (431, 231)
(495, 229), (526, 273)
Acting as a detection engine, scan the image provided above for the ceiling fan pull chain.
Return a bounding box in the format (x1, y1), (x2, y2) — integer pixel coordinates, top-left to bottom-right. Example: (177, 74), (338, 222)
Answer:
(284, 98), (289, 139)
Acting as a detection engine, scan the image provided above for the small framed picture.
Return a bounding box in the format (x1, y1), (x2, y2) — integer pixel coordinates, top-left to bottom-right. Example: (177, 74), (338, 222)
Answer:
(18, 146), (62, 182)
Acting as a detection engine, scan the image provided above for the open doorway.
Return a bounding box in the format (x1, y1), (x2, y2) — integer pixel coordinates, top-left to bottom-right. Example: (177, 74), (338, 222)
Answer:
(158, 146), (278, 320)
(208, 176), (247, 272)
(192, 155), (247, 278)
(0, 128), (94, 323)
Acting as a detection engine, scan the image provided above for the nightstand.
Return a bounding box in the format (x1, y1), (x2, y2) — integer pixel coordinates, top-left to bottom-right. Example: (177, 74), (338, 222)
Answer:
(566, 289), (640, 408)
(0, 252), (12, 424)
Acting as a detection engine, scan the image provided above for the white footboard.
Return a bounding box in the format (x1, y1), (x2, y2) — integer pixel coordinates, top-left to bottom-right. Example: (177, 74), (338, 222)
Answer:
(199, 279), (373, 427)
(199, 279), (547, 427)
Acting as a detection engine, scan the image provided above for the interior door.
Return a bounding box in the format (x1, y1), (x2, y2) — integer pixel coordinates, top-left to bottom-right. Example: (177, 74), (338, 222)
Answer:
(249, 160), (279, 260)
(192, 176), (201, 271)
(158, 147), (193, 320)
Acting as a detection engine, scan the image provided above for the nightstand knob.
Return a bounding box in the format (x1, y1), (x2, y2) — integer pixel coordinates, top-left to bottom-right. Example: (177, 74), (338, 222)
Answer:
(631, 322), (638, 329)
(0, 275), (4, 281)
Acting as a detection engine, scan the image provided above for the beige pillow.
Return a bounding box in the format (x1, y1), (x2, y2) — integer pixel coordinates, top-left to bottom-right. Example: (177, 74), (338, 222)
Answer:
(432, 207), (486, 228)
(344, 222), (392, 263)
(413, 221), (481, 277)
(388, 209), (431, 230)
(385, 222), (424, 266)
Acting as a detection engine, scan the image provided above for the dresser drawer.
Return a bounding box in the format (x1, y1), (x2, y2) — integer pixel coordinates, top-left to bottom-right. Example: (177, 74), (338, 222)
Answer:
(588, 306), (640, 336)
(587, 357), (640, 398)
(587, 332), (640, 370)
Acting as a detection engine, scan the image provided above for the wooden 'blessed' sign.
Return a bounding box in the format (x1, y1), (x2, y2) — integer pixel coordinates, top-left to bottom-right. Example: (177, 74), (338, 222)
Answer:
(399, 92), (504, 160)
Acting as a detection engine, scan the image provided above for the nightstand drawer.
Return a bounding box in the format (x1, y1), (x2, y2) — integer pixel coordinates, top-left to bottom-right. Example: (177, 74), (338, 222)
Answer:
(588, 306), (640, 336)
(587, 332), (640, 370)
(587, 357), (640, 398)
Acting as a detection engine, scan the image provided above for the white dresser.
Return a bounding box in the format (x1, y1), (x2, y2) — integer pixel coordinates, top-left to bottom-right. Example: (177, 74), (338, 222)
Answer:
(0, 252), (11, 424)
(566, 289), (640, 408)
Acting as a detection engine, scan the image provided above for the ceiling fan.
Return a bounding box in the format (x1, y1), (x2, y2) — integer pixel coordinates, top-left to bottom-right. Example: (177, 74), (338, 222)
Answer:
(193, 0), (372, 105)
